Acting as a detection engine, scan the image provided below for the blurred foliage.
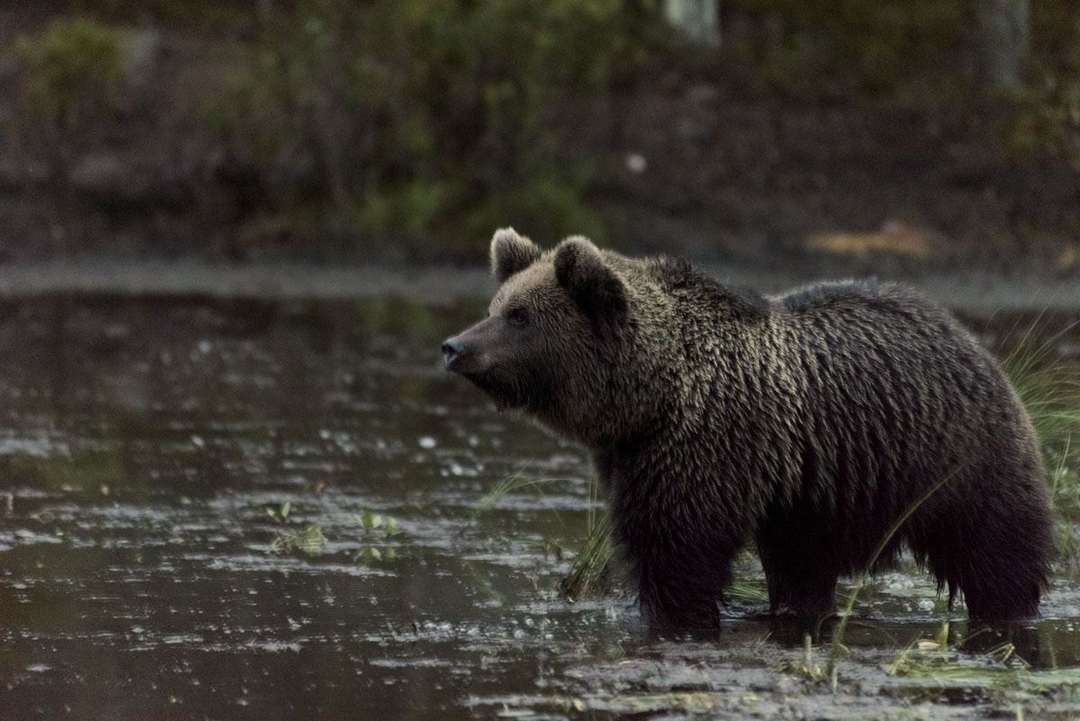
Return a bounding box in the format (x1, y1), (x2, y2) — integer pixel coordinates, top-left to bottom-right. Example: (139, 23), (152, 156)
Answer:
(197, 0), (1080, 256)
(8, 1), (1080, 259)
(14, 17), (125, 139)
(205, 0), (665, 260)
(1006, 10), (1080, 169)
(70, 0), (255, 33)
(724, 0), (967, 97)
(724, 1), (1080, 168)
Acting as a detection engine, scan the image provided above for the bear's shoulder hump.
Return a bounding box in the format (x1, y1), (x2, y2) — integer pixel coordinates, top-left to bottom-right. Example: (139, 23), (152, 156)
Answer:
(779, 278), (924, 314)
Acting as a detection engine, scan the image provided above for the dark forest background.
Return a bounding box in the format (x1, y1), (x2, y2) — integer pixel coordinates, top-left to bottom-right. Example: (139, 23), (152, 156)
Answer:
(0, 0), (1078, 275)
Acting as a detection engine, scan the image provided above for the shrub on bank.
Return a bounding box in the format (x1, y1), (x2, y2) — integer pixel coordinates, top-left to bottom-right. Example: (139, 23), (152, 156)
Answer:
(14, 17), (126, 169)
(206, 0), (664, 260)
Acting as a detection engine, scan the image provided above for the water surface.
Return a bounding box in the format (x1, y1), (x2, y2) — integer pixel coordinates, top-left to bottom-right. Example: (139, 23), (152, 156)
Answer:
(1, 295), (1079, 720)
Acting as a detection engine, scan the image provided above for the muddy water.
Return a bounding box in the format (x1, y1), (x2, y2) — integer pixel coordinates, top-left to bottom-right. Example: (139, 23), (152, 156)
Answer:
(1, 295), (1079, 720)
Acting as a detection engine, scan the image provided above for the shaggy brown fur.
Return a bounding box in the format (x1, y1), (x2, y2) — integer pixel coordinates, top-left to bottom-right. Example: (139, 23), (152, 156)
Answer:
(443, 228), (1054, 629)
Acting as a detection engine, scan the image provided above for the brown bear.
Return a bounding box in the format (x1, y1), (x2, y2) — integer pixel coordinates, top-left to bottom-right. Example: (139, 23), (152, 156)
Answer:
(443, 228), (1053, 629)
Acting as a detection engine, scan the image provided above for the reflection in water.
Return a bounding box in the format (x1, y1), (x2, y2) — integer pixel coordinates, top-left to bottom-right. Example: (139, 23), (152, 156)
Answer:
(0, 296), (1078, 720)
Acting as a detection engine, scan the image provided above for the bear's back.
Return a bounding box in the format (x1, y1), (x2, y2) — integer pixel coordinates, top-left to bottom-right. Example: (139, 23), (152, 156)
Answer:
(769, 278), (1021, 502)
(779, 278), (926, 317)
(774, 279), (991, 395)
(774, 279), (977, 354)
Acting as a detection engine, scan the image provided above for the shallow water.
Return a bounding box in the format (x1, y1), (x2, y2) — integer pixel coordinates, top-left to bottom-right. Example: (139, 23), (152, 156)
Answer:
(1, 295), (1080, 720)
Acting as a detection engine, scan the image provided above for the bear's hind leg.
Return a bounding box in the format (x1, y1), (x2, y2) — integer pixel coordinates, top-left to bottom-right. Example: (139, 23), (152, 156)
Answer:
(921, 522), (1049, 621)
(915, 464), (1052, 621)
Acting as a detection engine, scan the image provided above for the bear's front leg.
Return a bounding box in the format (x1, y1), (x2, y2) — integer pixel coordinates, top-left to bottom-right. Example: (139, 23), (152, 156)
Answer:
(634, 549), (735, 630)
(757, 517), (840, 623)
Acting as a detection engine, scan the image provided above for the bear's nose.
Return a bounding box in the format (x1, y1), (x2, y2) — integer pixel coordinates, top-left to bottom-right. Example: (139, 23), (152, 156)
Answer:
(442, 336), (464, 369)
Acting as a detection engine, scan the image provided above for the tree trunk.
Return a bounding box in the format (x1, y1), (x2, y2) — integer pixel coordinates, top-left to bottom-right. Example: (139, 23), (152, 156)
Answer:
(663, 0), (720, 47)
(974, 0), (1030, 92)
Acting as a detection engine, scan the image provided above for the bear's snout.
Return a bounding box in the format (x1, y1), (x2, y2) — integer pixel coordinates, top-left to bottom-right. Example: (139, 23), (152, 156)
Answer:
(441, 336), (466, 371)
(442, 316), (502, 374)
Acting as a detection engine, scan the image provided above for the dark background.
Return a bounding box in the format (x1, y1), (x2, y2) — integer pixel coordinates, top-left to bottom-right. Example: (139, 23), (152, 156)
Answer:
(1, 0), (1078, 276)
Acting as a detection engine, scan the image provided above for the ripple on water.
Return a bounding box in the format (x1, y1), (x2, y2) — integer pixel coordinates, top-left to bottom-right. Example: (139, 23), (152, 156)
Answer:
(189, 553), (393, 577)
(0, 435), (70, 458)
(2, 530), (63, 547)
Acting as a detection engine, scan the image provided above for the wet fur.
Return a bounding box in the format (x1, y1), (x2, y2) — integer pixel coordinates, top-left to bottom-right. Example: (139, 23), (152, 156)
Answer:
(468, 232), (1054, 629)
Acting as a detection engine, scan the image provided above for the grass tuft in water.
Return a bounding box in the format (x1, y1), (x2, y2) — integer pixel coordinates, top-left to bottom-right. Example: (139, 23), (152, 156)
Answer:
(1001, 318), (1080, 575)
(779, 634), (828, 683)
(561, 469), (626, 602)
(727, 574), (769, 607)
(475, 471), (578, 512)
(476, 469), (620, 599)
(560, 514), (615, 601)
(466, 470), (573, 533)
(1003, 318), (1080, 517)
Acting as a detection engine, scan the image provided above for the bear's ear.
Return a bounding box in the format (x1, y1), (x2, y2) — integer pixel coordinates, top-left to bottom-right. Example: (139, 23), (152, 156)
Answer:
(490, 228), (541, 284)
(554, 236), (627, 323)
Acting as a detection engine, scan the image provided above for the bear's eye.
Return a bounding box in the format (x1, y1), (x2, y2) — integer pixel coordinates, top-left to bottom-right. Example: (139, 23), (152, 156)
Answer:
(505, 307), (530, 328)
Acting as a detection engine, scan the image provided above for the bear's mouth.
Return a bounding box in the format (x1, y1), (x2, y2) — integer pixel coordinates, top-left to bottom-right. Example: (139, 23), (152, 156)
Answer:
(461, 369), (532, 412)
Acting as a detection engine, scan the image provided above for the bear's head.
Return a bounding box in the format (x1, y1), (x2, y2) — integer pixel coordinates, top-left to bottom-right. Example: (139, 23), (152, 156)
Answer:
(442, 228), (658, 445)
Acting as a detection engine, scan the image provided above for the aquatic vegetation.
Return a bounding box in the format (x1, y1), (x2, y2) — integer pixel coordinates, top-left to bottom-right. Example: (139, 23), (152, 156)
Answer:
(353, 510), (401, 563)
(887, 638), (1023, 680)
(726, 578), (769, 607)
(559, 514), (615, 602)
(356, 510), (400, 536)
(560, 466), (620, 601)
(474, 469), (619, 598)
(781, 634), (828, 683)
(260, 502), (405, 561)
(476, 471), (568, 511)
(266, 501), (291, 523)
(1003, 319), (1080, 500)
(270, 523), (326, 556)
(261, 501), (404, 561)
(355, 546), (396, 563)
(1001, 318), (1080, 577)
(881, 623), (1080, 712)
